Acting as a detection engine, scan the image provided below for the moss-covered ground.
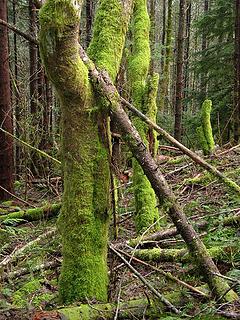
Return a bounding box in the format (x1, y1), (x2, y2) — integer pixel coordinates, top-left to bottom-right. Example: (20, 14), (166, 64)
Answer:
(0, 146), (240, 319)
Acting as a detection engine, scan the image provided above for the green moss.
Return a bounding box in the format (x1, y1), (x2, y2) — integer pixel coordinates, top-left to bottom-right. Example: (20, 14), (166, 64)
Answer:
(145, 73), (159, 157)
(0, 203), (61, 224)
(184, 171), (212, 186)
(128, 0), (159, 234)
(87, 0), (130, 81)
(12, 279), (41, 307)
(197, 100), (215, 155)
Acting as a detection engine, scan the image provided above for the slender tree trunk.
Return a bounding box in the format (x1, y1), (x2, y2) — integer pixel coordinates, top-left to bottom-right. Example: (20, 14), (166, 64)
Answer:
(86, 0), (93, 47)
(29, 0), (39, 176)
(128, 0), (159, 234)
(200, 0), (209, 100)
(29, 0), (38, 116)
(234, 0), (240, 143)
(161, 0), (166, 71)
(149, 0), (156, 73)
(159, 0), (173, 112)
(174, 0), (186, 141)
(0, 0), (14, 200)
(12, 0), (20, 174)
(183, 0), (191, 106)
(40, 0), (133, 303)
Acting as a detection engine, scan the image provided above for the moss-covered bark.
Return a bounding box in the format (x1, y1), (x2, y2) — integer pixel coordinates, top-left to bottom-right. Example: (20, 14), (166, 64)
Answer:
(197, 99), (215, 155)
(39, 0), (132, 304)
(128, 0), (159, 234)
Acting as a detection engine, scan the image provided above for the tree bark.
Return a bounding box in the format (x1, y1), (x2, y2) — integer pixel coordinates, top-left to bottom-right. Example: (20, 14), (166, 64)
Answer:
(85, 0), (93, 47)
(159, 0), (173, 112)
(174, 0), (186, 141)
(234, 0), (240, 143)
(0, 0), (14, 200)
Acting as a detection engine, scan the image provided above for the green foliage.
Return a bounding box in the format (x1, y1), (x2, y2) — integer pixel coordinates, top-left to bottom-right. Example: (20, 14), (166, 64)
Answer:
(194, 0), (234, 142)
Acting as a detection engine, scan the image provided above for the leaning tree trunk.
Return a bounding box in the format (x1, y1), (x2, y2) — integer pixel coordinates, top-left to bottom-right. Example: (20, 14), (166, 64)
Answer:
(174, 0), (186, 141)
(128, 0), (159, 234)
(0, 0), (14, 200)
(78, 47), (238, 301)
(234, 0), (240, 143)
(39, 0), (132, 304)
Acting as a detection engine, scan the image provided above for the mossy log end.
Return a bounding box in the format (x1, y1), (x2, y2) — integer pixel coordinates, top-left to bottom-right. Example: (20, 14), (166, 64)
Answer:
(0, 203), (61, 224)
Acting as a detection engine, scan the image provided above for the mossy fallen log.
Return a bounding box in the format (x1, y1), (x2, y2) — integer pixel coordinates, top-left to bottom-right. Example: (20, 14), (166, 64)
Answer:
(134, 245), (239, 264)
(32, 291), (193, 320)
(0, 203), (61, 225)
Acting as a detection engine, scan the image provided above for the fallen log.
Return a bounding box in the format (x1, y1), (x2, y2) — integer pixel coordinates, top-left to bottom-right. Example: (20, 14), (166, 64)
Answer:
(129, 213), (240, 245)
(5, 298), (175, 320)
(0, 203), (61, 225)
(133, 245), (239, 264)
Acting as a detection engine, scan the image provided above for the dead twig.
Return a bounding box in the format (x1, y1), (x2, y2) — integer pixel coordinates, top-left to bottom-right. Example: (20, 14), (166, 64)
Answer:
(109, 244), (180, 314)
(0, 228), (56, 271)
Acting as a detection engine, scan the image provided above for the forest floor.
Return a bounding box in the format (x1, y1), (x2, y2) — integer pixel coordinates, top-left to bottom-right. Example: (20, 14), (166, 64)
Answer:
(0, 145), (240, 319)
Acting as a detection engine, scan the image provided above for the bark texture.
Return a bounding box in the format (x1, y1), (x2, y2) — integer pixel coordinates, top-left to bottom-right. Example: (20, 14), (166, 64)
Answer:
(0, 0), (14, 200)
(234, 0), (240, 143)
(174, 0), (186, 141)
(159, 0), (173, 112)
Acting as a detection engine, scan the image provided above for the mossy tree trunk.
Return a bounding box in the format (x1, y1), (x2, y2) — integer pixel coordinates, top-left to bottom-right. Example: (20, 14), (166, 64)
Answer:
(197, 99), (215, 155)
(39, 0), (132, 304)
(128, 0), (159, 234)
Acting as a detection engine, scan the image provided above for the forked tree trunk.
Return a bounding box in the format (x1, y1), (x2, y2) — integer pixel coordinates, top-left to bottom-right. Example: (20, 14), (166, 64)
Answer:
(0, 0), (14, 200)
(40, 0), (133, 303)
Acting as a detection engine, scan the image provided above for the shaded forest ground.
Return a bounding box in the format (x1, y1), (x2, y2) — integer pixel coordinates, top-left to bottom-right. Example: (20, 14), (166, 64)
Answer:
(0, 145), (240, 319)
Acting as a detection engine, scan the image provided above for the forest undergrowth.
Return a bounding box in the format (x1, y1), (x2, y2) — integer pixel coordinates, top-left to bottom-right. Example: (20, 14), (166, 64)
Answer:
(0, 145), (240, 320)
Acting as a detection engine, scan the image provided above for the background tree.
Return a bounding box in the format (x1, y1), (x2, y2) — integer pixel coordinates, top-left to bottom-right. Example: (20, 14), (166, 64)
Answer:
(0, 0), (14, 200)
